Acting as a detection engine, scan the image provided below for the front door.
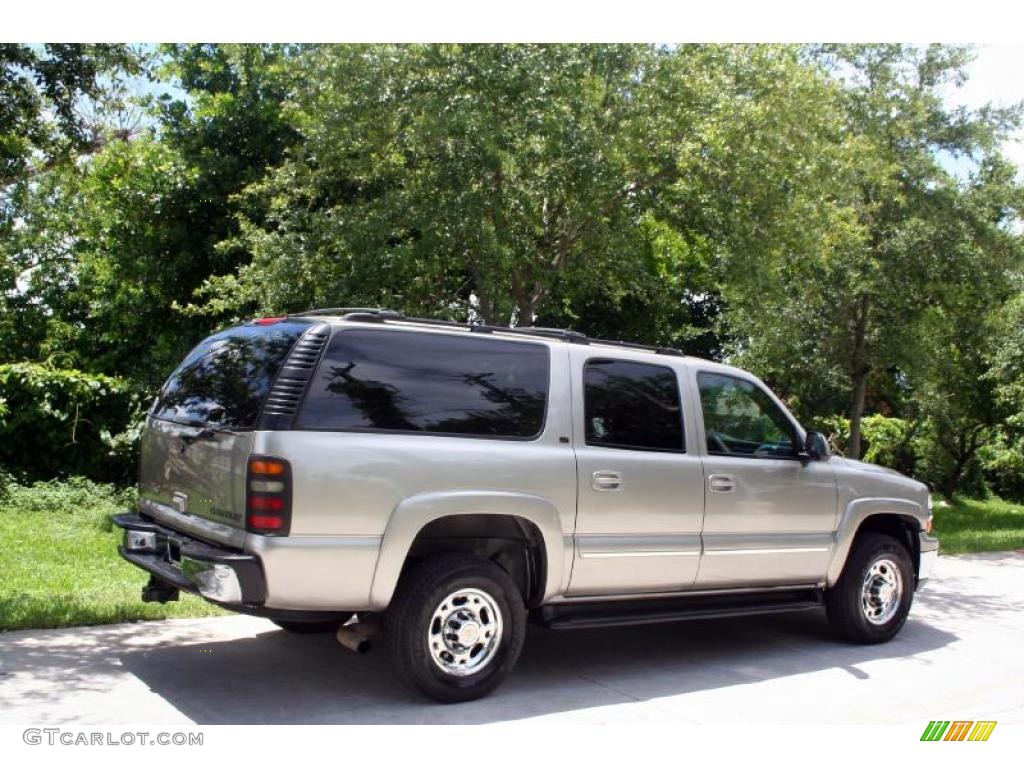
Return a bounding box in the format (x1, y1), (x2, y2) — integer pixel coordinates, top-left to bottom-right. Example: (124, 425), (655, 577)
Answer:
(567, 350), (705, 596)
(692, 370), (837, 587)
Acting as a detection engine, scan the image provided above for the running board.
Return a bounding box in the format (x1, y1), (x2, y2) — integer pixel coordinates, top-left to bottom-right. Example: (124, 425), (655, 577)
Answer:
(536, 588), (823, 630)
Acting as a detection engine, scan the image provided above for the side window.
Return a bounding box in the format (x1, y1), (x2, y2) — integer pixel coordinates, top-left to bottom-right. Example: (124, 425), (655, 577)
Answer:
(584, 359), (684, 452)
(296, 329), (549, 438)
(697, 372), (797, 458)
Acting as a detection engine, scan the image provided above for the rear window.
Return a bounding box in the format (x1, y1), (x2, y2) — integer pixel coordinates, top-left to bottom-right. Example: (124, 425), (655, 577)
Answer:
(151, 321), (309, 430)
(296, 329), (549, 438)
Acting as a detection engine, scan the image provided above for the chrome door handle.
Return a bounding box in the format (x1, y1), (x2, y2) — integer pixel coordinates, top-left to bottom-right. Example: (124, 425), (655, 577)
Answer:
(592, 470), (623, 491)
(708, 474), (735, 493)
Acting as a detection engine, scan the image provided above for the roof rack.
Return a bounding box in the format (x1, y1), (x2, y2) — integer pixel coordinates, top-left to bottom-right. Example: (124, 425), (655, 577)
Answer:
(285, 307), (686, 358)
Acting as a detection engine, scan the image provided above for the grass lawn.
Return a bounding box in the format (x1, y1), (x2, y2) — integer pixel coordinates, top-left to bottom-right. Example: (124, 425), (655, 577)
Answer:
(932, 495), (1024, 554)
(0, 478), (225, 632)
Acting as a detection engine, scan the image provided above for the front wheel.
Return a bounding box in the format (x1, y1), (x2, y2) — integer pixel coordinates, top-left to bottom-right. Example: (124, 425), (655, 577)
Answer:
(825, 532), (914, 644)
(386, 553), (526, 703)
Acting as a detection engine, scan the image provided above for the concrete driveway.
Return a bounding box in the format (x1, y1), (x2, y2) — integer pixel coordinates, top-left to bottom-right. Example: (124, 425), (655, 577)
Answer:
(1, 552), (1022, 725)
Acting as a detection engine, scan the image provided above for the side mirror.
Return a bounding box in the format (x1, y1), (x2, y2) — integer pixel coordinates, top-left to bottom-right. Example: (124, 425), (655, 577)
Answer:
(804, 431), (830, 461)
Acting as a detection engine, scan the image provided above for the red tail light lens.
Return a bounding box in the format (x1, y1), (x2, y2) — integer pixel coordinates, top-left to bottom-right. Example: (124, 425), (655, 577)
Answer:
(247, 514), (285, 531)
(246, 456), (291, 536)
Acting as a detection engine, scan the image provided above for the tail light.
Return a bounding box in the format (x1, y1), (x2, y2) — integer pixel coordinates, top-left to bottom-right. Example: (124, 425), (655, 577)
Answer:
(246, 456), (292, 535)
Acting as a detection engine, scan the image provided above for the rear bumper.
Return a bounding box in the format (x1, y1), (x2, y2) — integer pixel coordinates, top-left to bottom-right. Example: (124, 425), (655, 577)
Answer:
(918, 532), (939, 587)
(113, 512), (266, 607)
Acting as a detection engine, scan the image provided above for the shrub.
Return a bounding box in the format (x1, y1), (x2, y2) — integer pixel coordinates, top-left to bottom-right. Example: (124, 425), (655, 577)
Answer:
(0, 362), (144, 483)
(5, 475), (136, 527)
(981, 435), (1024, 503)
(808, 413), (918, 478)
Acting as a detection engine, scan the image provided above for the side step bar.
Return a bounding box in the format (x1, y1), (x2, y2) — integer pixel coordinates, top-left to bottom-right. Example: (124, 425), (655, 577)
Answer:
(536, 588), (823, 630)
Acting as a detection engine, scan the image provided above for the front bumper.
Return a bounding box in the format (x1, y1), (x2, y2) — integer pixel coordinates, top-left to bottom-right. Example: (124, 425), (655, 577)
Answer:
(918, 531), (939, 587)
(113, 513), (266, 606)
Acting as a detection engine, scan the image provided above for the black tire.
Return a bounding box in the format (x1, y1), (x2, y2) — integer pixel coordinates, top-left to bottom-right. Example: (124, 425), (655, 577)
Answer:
(271, 615), (352, 634)
(385, 553), (526, 703)
(825, 532), (914, 644)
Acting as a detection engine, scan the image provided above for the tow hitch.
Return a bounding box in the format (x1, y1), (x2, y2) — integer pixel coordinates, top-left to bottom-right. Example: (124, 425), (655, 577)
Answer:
(142, 574), (180, 603)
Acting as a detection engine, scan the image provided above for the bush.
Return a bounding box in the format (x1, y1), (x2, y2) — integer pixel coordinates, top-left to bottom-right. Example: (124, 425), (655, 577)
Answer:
(982, 435), (1024, 503)
(809, 413), (918, 477)
(0, 362), (144, 483)
(861, 415), (918, 477)
(5, 475), (135, 523)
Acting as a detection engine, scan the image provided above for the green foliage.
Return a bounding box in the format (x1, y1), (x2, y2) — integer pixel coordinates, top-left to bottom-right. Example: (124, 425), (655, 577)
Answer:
(0, 478), (224, 630)
(200, 44), (843, 342)
(0, 363), (142, 482)
(0, 43), (137, 188)
(808, 414), (920, 476)
(727, 45), (1024, 462)
(5, 475), (134, 518)
(981, 435), (1024, 503)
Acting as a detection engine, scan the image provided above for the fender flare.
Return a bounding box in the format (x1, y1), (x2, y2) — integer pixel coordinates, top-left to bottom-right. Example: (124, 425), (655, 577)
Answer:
(366, 490), (569, 610)
(826, 497), (925, 586)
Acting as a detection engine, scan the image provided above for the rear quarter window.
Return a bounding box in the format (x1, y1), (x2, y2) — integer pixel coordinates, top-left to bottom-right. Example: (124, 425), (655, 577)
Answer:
(296, 329), (550, 439)
(152, 321), (309, 430)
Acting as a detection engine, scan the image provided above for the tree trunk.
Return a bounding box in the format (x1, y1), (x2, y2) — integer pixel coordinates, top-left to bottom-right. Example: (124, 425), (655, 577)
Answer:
(847, 294), (871, 460)
(514, 295), (535, 327)
(848, 369), (868, 460)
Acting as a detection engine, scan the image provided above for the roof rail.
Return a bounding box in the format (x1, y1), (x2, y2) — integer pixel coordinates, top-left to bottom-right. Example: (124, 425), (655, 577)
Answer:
(290, 307), (687, 357)
(288, 307), (405, 318)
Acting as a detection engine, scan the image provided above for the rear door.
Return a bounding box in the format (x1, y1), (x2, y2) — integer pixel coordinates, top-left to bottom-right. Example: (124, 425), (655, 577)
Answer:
(139, 320), (310, 546)
(567, 350), (705, 596)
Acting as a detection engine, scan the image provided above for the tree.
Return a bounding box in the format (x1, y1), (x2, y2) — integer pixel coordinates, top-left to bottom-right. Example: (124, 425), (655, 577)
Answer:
(0, 44), (135, 188)
(1, 44), (303, 386)
(725, 45), (1024, 458)
(198, 44), (844, 346)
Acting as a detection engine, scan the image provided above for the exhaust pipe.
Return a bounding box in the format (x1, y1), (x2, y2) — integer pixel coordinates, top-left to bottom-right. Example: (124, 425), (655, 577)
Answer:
(336, 615), (380, 654)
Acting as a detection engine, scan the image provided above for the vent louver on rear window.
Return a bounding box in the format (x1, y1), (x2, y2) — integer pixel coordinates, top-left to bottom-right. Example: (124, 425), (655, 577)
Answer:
(258, 325), (330, 428)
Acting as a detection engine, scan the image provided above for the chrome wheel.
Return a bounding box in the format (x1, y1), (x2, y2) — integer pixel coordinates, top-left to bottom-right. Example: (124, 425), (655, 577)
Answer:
(861, 557), (903, 625)
(427, 587), (503, 677)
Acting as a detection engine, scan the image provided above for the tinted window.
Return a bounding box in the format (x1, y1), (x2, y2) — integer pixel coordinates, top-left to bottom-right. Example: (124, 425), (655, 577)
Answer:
(697, 372), (796, 457)
(297, 330), (549, 438)
(584, 359), (684, 452)
(152, 321), (309, 430)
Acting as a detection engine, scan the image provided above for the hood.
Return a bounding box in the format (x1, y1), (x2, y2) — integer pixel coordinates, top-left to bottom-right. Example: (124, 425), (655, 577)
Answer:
(830, 457), (907, 478)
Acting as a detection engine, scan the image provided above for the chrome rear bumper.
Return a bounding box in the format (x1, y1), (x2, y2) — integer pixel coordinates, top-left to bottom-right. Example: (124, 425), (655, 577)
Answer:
(113, 513), (266, 606)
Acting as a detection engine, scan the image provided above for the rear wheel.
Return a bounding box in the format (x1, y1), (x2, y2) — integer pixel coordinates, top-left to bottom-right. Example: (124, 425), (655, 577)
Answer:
(386, 553), (526, 703)
(271, 615), (352, 634)
(825, 532), (914, 644)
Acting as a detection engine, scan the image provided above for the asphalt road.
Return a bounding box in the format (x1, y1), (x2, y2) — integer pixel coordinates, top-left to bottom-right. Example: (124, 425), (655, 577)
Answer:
(1, 552), (1022, 725)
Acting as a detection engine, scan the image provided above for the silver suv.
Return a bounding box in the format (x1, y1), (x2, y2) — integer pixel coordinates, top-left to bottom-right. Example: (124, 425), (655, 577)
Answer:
(114, 308), (938, 702)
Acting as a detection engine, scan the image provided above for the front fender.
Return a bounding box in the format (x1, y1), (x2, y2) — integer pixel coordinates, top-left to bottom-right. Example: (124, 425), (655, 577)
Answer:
(826, 497), (926, 586)
(367, 490), (569, 610)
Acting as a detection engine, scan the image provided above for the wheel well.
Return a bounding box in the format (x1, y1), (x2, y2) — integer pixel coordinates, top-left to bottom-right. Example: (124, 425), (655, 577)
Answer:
(855, 514), (921, 575)
(402, 514), (547, 607)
